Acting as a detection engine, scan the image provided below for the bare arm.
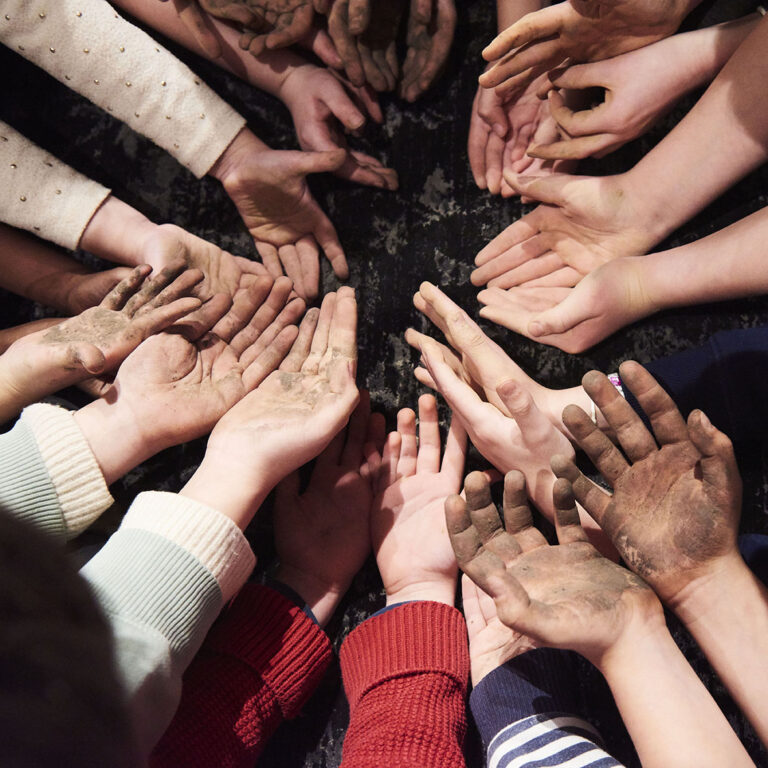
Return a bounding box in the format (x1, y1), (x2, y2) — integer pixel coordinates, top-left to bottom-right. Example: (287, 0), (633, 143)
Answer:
(624, 14), (768, 246)
(113, 0), (308, 97)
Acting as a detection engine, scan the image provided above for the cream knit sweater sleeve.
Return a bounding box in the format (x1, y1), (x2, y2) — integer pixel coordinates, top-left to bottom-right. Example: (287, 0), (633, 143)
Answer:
(0, 0), (246, 179)
(0, 120), (111, 249)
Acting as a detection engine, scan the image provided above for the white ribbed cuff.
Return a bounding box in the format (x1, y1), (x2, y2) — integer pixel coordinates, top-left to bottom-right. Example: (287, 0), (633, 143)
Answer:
(21, 403), (113, 537)
(122, 492), (255, 602)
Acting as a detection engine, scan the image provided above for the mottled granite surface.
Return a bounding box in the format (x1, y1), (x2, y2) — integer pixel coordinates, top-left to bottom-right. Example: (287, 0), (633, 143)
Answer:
(2, 0), (768, 765)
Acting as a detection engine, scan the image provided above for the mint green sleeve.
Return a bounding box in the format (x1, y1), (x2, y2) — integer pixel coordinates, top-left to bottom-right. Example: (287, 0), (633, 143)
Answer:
(0, 419), (67, 538)
(79, 491), (256, 756)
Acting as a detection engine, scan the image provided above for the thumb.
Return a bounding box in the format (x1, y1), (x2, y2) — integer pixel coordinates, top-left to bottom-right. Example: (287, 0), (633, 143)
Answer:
(71, 343), (106, 375)
(293, 149), (348, 177)
(527, 291), (589, 338)
(326, 88), (366, 132)
(495, 379), (552, 442)
(688, 410), (741, 498)
(495, 379), (538, 424)
(477, 96), (509, 138)
(502, 171), (569, 206)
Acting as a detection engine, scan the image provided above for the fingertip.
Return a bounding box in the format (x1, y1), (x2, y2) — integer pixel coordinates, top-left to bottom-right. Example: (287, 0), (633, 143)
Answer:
(503, 468), (526, 492)
(528, 320), (546, 337)
(549, 452), (573, 478)
(560, 403), (586, 431)
(580, 369), (604, 392)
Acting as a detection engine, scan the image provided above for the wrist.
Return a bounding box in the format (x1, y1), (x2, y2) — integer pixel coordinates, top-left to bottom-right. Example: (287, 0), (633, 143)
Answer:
(73, 397), (160, 485)
(619, 170), (680, 247)
(274, 63), (315, 109)
(209, 127), (270, 185)
(385, 578), (456, 607)
(667, 550), (752, 626)
(0, 356), (30, 422)
(592, 598), (668, 675)
(274, 564), (347, 628)
(80, 196), (156, 267)
(180, 453), (271, 530)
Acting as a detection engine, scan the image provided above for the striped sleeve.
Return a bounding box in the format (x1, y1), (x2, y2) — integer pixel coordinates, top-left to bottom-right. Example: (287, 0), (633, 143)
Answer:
(487, 713), (621, 768)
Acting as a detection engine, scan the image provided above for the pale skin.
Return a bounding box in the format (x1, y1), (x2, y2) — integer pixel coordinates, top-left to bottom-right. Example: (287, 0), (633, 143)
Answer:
(0, 263), (202, 424)
(117, 0), (399, 193)
(448, 470), (754, 768)
(418, 338), (614, 557)
(274, 391), (386, 626)
(553, 361), (768, 748)
(367, 393), (467, 607)
(477, 204), (768, 353)
(472, 14), (768, 294)
(180, 286), (360, 528)
(480, 0), (702, 96)
(408, 280), (600, 436)
(469, 0), (568, 196)
(462, 574), (535, 685)
(82, 130), (348, 303)
(529, 15), (759, 161)
(72, 276), (304, 485)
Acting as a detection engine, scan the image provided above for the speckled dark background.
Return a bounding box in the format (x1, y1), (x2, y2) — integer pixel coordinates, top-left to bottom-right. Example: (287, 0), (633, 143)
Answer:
(2, 0), (768, 765)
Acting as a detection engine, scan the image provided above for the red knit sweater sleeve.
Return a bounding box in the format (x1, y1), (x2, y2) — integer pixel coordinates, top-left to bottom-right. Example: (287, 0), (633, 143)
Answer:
(150, 584), (332, 768)
(339, 601), (470, 768)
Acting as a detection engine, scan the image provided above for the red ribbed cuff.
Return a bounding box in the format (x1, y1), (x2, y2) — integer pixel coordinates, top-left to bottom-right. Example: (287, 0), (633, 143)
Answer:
(340, 601), (469, 709)
(206, 584), (332, 717)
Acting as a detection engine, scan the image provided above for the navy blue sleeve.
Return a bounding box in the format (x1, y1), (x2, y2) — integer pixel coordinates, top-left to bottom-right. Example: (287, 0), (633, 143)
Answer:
(469, 648), (582, 750)
(623, 326), (768, 446)
(739, 534), (768, 586)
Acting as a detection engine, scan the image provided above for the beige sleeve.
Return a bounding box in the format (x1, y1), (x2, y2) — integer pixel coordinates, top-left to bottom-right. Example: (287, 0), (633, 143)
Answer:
(1, 0), (246, 178)
(0, 121), (111, 249)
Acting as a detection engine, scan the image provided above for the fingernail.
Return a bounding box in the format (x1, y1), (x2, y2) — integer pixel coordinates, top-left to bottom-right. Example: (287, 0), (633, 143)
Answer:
(493, 123), (506, 138)
(698, 411), (713, 432)
(529, 321), (545, 337)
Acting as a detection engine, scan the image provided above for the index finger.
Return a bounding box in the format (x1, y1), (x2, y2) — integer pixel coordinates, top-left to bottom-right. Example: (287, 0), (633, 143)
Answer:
(580, 370), (657, 462)
(482, 4), (563, 61)
(325, 287), (358, 362)
(619, 361), (689, 446)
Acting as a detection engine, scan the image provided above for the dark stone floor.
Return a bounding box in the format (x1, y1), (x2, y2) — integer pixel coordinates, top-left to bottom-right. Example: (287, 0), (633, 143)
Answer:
(2, 0), (768, 765)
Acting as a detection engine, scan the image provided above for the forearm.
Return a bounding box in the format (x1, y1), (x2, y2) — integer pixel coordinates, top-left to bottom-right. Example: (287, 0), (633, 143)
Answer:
(113, 0), (308, 99)
(0, 224), (91, 309)
(2, 0), (245, 178)
(654, 14), (760, 99)
(180, 454), (272, 530)
(626, 15), (768, 243)
(0, 359), (39, 424)
(642, 206), (768, 310)
(673, 556), (768, 747)
(73, 396), (163, 485)
(0, 319), (62, 355)
(597, 616), (753, 768)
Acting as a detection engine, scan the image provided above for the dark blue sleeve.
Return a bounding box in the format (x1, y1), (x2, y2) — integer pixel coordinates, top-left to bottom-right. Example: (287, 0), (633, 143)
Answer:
(469, 648), (583, 751)
(739, 534), (768, 586)
(623, 326), (768, 446)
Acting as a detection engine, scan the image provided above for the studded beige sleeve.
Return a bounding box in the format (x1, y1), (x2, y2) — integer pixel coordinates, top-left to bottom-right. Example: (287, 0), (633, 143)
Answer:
(0, 121), (111, 249)
(0, 0), (246, 178)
